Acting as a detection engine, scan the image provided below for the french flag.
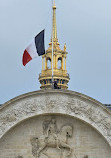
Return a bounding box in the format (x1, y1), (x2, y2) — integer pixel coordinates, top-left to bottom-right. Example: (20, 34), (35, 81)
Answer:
(22, 30), (45, 66)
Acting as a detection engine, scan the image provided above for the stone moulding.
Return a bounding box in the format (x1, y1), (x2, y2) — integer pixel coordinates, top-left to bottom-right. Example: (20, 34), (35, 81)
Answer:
(0, 89), (111, 147)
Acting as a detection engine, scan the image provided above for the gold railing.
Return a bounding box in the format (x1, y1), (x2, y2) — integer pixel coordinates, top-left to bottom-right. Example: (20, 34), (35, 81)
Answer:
(39, 70), (69, 79)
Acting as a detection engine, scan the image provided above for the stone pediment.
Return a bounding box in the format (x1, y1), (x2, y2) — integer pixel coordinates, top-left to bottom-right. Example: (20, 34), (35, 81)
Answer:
(0, 90), (111, 145)
(0, 90), (111, 158)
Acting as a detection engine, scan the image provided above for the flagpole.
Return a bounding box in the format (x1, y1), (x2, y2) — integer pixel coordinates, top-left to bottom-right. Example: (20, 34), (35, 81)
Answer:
(52, 0), (54, 89)
(52, 35), (54, 89)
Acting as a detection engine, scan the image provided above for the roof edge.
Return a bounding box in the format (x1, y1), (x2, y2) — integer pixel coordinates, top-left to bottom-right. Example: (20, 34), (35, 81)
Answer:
(0, 89), (110, 114)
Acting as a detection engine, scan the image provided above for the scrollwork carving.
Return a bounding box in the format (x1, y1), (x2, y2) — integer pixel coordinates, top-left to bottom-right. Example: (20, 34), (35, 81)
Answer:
(69, 98), (111, 141)
(69, 99), (90, 116)
(23, 101), (38, 114)
(0, 111), (17, 124)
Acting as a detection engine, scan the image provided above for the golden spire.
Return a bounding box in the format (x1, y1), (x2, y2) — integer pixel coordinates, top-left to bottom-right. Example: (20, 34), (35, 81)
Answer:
(52, 0), (58, 42)
(39, 0), (70, 89)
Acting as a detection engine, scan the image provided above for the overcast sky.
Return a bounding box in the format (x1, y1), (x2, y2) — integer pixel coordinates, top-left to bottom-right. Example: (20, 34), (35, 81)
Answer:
(0, 0), (111, 104)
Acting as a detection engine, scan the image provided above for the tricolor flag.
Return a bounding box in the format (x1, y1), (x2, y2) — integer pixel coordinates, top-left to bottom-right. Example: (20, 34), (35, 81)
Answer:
(22, 30), (45, 66)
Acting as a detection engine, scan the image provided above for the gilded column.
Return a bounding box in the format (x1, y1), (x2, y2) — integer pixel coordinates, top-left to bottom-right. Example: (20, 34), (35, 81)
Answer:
(65, 57), (66, 71)
(62, 57), (64, 70)
(55, 55), (56, 69)
(54, 54), (55, 69)
(45, 57), (47, 69)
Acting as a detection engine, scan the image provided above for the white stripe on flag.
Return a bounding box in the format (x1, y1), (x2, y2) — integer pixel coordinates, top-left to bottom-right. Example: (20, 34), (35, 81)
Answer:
(26, 39), (38, 59)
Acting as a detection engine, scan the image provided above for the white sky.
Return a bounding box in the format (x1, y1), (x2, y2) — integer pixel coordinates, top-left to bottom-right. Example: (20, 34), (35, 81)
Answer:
(0, 0), (111, 104)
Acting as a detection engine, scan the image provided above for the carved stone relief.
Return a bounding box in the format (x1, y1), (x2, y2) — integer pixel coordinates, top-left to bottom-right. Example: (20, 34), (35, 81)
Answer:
(30, 118), (73, 158)
(0, 91), (111, 147)
(83, 156), (88, 158)
(13, 117), (90, 158)
(69, 98), (111, 140)
(15, 156), (23, 158)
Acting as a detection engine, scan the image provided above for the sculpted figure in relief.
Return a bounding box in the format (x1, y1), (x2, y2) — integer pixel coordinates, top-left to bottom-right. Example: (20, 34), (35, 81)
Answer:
(43, 118), (60, 149)
(31, 118), (73, 158)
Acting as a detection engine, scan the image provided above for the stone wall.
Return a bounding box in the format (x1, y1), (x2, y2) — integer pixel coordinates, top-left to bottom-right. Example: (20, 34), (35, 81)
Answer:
(0, 90), (111, 158)
(0, 115), (111, 158)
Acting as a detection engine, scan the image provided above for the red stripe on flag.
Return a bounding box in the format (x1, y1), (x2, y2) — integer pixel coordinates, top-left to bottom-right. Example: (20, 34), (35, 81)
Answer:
(22, 49), (32, 66)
